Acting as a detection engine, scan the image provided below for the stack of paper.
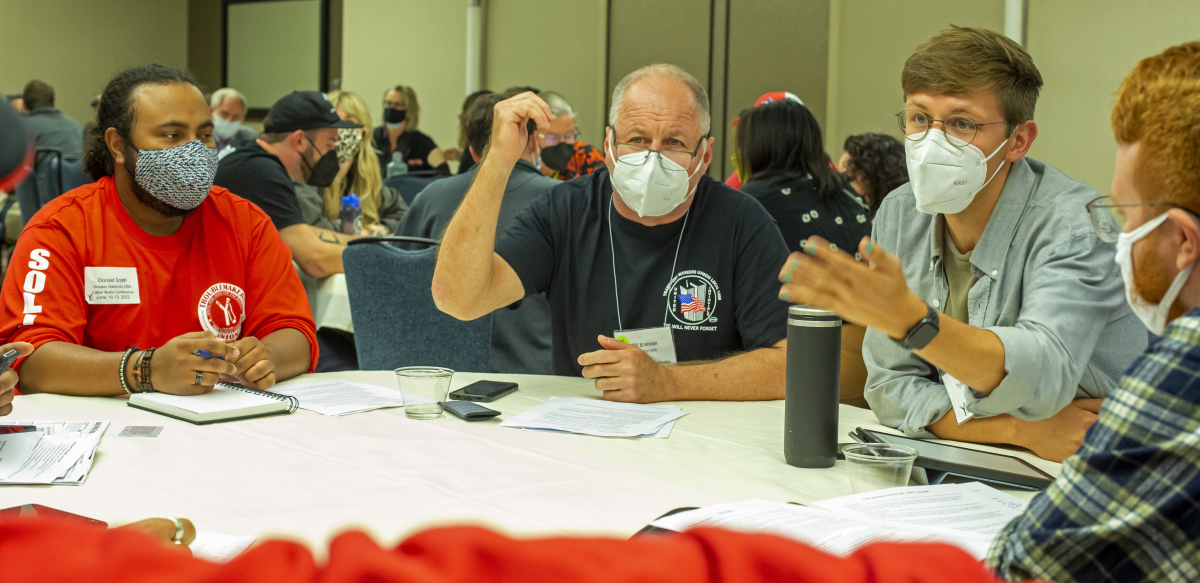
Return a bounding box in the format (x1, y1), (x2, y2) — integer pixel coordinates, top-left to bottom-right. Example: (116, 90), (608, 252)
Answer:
(190, 532), (257, 563)
(272, 380), (407, 416)
(649, 483), (1028, 559)
(500, 397), (686, 438)
(0, 421), (108, 485)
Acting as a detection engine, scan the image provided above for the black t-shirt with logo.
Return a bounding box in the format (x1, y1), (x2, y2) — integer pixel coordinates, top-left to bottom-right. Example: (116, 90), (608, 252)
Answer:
(495, 170), (790, 376)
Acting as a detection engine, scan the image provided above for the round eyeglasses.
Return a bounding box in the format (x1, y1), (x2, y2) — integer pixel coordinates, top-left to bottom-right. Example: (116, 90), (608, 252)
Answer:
(1084, 196), (1183, 243)
(612, 140), (702, 171)
(896, 110), (1011, 148)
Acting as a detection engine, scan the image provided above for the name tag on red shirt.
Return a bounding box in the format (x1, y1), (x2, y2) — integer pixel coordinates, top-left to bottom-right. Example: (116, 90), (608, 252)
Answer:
(84, 267), (140, 305)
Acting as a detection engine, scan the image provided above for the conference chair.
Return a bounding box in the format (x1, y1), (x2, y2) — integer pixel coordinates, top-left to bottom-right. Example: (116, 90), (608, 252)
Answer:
(383, 173), (445, 205)
(15, 148), (90, 226)
(343, 237), (493, 372)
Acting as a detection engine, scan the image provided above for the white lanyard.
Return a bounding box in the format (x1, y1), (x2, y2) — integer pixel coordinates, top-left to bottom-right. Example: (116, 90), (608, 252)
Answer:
(608, 197), (689, 331)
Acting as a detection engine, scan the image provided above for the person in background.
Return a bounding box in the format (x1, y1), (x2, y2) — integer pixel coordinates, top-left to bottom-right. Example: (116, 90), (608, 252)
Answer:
(300, 90), (407, 236)
(0, 64), (316, 397)
(433, 65), (790, 403)
(21, 80), (82, 158)
(373, 85), (448, 176)
(735, 100), (871, 256)
(398, 90), (559, 375)
(209, 87), (256, 152)
(5, 95), (25, 114)
(989, 40), (1200, 583)
(837, 133), (908, 215)
(775, 27), (1146, 462)
(725, 91), (806, 190)
(536, 91), (605, 181)
(453, 89), (492, 175)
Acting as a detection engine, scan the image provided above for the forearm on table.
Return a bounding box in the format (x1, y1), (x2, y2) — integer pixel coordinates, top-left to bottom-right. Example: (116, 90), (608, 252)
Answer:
(432, 157), (512, 317)
(910, 316), (1007, 393)
(927, 410), (1020, 446)
(667, 342), (787, 401)
(18, 341), (135, 397)
(262, 328), (313, 381)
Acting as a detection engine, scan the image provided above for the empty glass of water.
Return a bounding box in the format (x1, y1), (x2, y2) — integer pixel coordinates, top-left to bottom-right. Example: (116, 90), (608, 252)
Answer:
(842, 443), (919, 493)
(395, 367), (454, 420)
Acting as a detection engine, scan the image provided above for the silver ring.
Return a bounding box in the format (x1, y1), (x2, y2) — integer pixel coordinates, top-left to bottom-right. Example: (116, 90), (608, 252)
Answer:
(194, 371), (204, 385)
(167, 516), (184, 544)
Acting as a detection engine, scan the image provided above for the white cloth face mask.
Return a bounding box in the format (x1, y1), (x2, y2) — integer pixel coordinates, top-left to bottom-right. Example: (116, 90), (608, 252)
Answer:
(1115, 212), (1195, 335)
(607, 130), (706, 218)
(212, 115), (242, 140)
(905, 128), (1009, 215)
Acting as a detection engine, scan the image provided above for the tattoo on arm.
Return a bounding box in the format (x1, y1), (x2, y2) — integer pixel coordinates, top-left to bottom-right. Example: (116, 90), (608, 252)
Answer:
(318, 232), (341, 245)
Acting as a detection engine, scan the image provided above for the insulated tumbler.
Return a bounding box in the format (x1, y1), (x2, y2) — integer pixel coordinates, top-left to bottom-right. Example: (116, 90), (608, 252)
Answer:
(784, 305), (842, 468)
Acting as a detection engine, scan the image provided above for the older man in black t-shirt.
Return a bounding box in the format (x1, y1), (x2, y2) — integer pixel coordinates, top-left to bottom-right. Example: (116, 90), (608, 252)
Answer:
(433, 64), (789, 403)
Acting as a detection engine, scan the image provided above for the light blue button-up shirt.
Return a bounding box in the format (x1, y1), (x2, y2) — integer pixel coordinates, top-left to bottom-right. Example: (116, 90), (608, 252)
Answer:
(863, 157), (1148, 438)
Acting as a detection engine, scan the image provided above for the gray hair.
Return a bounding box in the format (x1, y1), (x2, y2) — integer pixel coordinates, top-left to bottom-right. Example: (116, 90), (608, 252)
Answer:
(541, 91), (576, 119)
(209, 87), (247, 109)
(608, 64), (710, 136)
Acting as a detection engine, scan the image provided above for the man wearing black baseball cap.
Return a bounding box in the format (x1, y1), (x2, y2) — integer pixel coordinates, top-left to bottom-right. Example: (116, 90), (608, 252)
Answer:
(214, 91), (361, 278)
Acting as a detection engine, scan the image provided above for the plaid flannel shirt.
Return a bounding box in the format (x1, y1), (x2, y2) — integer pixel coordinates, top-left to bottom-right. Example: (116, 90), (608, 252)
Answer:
(987, 306), (1200, 582)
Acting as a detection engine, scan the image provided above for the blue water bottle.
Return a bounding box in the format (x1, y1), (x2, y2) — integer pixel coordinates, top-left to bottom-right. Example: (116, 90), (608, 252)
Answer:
(340, 193), (361, 235)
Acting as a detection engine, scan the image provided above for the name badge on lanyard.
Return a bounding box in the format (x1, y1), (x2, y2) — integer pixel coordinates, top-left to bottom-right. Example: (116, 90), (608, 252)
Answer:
(614, 326), (678, 364)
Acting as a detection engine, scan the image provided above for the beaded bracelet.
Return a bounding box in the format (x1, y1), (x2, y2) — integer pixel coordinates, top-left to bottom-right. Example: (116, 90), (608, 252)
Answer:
(119, 346), (139, 395)
(137, 347), (156, 393)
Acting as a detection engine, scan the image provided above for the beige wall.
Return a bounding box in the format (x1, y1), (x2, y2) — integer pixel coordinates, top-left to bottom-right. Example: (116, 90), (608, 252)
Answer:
(0, 0), (189, 127)
(341, 0), (467, 150)
(1026, 0), (1200, 194)
(825, 0), (1005, 159)
(227, 0), (323, 110)
(485, 0), (608, 145)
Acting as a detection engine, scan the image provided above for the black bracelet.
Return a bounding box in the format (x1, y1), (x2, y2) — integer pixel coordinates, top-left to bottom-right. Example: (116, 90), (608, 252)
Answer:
(138, 347), (156, 393)
(119, 346), (139, 395)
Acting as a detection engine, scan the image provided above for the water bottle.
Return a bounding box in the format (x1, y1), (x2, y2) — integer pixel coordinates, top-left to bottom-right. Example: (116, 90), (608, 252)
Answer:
(386, 152), (408, 178)
(784, 305), (842, 468)
(340, 193), (361, 235)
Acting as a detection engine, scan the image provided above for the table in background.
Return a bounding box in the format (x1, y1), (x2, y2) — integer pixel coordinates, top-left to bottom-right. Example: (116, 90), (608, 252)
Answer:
(6, 371), (1061, 550)
(298, 271), (353, 333)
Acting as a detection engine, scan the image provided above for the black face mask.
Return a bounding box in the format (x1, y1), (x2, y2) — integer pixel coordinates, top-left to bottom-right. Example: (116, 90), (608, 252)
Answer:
(302, 139), (340, 187)
(541, 142), (574, 172)
(383, 108), (407, 125)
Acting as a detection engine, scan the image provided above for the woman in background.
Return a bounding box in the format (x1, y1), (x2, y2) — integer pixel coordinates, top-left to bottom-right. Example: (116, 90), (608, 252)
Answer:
(734, 100), (872, 257)
(836, 133), (908, 215)
(296, 90), (406, 236)
(373, 85), (448, 176)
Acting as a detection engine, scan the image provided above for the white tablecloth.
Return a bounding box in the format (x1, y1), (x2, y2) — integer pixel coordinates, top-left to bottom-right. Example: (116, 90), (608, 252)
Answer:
(298, 271), (354, 333)
(5, 371), (1060, 550)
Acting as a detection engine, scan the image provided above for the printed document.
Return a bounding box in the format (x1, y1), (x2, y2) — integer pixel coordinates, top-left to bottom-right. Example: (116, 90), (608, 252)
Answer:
(501, 397), (687, 437)
(649, 499), (992, 559)
(810, 483), (1027, 537)
(272, 380), (407, 416)
(0, 421), (108, 485)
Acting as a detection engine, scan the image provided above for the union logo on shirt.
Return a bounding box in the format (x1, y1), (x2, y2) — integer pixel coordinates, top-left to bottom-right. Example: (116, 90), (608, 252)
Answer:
(198, 283), (246, 341)
(664, 270), (721, 326)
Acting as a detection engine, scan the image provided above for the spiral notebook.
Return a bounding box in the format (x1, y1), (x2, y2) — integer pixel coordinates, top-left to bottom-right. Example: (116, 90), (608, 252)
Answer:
(128, 384), (299, 425)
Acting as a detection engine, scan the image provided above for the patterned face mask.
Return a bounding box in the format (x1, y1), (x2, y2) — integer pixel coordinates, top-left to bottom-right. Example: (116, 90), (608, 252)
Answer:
(335, 128), (363, 163)
(132, 140), (219, 210)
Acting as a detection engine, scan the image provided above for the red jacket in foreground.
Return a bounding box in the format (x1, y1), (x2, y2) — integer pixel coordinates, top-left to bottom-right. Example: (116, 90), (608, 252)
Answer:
(0, 518), (1020, 583)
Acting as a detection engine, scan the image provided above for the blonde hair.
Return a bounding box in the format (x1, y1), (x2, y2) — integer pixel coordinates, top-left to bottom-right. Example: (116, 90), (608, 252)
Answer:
(325, 90), (383, 227)
(384, 85), (421, 131)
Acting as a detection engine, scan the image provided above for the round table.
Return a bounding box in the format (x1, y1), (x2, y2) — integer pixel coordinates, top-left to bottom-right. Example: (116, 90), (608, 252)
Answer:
(5, 371), (1060, 551)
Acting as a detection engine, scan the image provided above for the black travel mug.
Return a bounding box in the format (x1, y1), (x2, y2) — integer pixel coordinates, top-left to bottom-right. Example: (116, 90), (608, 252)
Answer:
(784, 305), (842, 468)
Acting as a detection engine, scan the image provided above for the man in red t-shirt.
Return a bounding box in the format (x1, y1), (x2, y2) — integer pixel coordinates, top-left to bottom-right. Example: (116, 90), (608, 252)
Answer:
(0, 64), (317, 396)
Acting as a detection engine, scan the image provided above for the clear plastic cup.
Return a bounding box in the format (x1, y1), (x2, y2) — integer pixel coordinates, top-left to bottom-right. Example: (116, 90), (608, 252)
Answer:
(394, 367), (454, 419)
(842, 443), (919, 493)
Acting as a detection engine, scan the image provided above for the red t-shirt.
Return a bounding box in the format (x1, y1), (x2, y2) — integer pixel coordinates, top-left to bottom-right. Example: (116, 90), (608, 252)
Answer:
(0, 177), (318, 381)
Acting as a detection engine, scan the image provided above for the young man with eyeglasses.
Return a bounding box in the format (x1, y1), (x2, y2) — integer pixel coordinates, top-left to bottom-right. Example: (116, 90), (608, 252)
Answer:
(433, 65), (790, 404)
(776, 26), (1146, 462)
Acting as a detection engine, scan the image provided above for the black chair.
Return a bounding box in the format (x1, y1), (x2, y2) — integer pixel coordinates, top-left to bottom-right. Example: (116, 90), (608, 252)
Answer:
(383, 174), (446, 205)
(343, 236), (493, 372)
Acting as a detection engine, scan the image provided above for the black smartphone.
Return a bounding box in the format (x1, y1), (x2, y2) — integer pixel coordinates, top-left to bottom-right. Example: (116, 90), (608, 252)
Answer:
(0, 349), (19, 371)
(448, 380), (518, 402)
